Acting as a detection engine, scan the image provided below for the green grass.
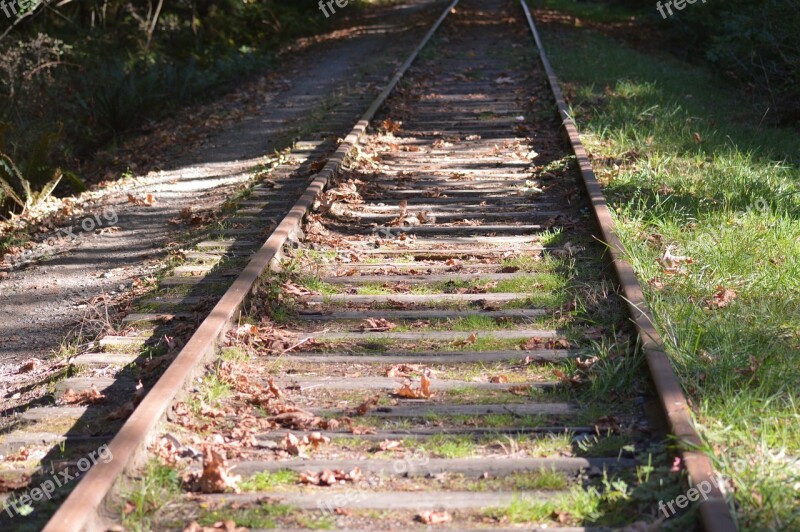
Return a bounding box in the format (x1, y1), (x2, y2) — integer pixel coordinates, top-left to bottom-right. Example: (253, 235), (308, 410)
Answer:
(420, 435), (476, 459)
(197, 504), (294, 529)
(120, 461), (183, 531)
(240, 470), (300, 491)
(541, 13), (800, 531)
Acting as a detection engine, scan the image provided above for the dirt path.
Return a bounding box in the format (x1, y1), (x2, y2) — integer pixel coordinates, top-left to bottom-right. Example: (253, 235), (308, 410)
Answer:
(0, 0), (445, 370)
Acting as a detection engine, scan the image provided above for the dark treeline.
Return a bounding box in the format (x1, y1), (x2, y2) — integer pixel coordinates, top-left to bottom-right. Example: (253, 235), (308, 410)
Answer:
(619, 0), (799, 125)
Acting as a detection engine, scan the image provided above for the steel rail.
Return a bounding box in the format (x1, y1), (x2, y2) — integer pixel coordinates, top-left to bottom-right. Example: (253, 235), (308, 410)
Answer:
(41, 1), (461, 530)
(519, 1), (737, 530)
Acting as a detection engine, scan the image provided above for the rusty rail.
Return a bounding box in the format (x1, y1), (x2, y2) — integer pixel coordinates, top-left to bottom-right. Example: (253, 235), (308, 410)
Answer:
(519, 1), (737, 530)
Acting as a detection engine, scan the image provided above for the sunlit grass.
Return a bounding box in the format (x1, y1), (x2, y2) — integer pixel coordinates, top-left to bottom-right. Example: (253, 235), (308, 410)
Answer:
(544, 21), (800, 530)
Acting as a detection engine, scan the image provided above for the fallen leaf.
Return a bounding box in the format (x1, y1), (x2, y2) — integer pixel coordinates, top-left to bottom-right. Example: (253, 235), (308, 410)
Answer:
(706, 286), (737, 309)
(61, 384), (106, 405)
(355, 395), (380, 416)
(127, 193), (156, 206)
(378, 439), (402, 452)
(359, 318), (397, 332)
(416, 510), (452, 524)
(594, 415), (621, 435)
(553, 369), (582, 385)
(17, 359), (41, 374)
(394, 374), (432, 399)
(299, 467), (362, 486)
(735, 354), (761, 377)
(386, 364), (426, 378)
(551, 510), (574, 525)
(452, 332), (477, 347)
(524, 337), (572, 350)
(107, 401), (135, 421)
(282, 432), (304, 456)
(381, 118), (402, 133)
(281, 280), (313, 297)
(5, 448), (30, 462)
(0, 475), (31, 493)
(575, 357), (600, 371)
(184, 446), (241, 493)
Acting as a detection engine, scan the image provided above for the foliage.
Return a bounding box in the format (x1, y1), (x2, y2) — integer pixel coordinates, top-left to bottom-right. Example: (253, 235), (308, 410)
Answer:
(667, 0), (800, 125)
(568, 0), (800, 125)
(0, 129), (84, 214)
(0, 0), (341, 216)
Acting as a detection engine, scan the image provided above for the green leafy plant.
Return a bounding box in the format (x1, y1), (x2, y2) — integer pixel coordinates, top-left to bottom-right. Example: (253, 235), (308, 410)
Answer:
(0, 129), (85, 215)
(0, 151), (62, 212)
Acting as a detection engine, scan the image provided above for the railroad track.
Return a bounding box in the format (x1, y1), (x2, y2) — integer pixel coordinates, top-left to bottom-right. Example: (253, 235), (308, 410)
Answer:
(0, 0), (737, 530)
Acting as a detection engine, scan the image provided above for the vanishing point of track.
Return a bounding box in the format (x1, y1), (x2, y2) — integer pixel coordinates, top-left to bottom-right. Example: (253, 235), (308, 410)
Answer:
(4, 1), (737, 530)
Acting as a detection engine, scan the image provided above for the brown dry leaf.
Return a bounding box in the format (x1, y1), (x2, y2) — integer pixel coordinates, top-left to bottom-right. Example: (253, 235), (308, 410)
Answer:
(151, 435), (182, 465)
(127, 193), (156, 206)
(420, 373), (431, 397)
(282, 432), (305, 456)
(386, 364), (426, 378)
(552, 510), (574, 525)
(735, 354), (761, 377)
(344, 423), (369, 435)
(319, 180), (363, 209)
(236, 324), (258, 337)
(394, 374), (432, 399)
(183, 521), (248, 532)
(200, 402), (226, 418)
(693, 132), (702, 144)
(381, 118), (402, 133)
(553, 369), (583, 386)
(309, 160), (327, 173)
(452, 332), (478, 347)
(707, 286), (737, 309)
(594, 415), (621, 435)
(308, 432), (331, 449)
(355, 394), (381, 416)
(0, 474), (31, 493)
(6, 448), (30, 462)
(379, 439), (402, 452)
(575, 357), (600, 371)
(299, 467), (363, 486)
(658, 245), (694, 275)
(17, 358), (40, 374)
(523, 337), (572, 350)
(61, 384), (106, 405)
(185, 447), (241, 493)
(359, 318), (397, 332)
(266, 376), (282, 399)
(416, 510), (452, 524)
(281, 280), (313, 297)
(107, 401), (135, 421)
(489, 375), (509, 384)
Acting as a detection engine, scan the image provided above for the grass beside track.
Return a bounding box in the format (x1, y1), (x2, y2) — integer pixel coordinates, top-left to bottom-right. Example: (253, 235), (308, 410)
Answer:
(537, 5), (800, 530)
